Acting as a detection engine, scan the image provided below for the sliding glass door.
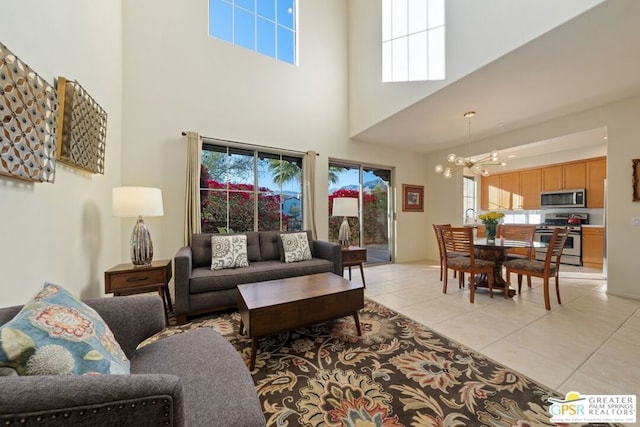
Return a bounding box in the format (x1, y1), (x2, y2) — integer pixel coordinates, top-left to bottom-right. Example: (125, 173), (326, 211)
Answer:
(328, 161), (392, 264)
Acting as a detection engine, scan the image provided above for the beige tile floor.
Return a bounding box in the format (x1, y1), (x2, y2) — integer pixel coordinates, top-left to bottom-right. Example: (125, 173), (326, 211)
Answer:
(353, 260), (640, 401)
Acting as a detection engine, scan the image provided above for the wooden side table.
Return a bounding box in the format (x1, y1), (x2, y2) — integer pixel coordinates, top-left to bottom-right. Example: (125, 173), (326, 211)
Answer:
(104, 259), (173, 323)
(342, 246), (367, 288)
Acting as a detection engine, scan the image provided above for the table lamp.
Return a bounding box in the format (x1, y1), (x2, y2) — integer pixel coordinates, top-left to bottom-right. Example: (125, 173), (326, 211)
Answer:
(332, 197), (358, 248)
(112, 186), (164, 266)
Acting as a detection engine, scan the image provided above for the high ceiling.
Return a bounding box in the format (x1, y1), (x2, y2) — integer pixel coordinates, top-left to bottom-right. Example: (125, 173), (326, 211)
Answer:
(352, 1), (640, 156)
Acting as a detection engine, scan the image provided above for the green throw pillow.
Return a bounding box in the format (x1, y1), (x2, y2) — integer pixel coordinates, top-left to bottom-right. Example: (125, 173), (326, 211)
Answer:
(0, 283), (130, 376)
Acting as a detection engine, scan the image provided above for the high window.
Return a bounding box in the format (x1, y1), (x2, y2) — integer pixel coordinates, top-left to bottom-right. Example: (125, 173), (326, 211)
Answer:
(209, 0), (297, 65)
(200, 144), (303, 233)
(382, 0), (445, 82)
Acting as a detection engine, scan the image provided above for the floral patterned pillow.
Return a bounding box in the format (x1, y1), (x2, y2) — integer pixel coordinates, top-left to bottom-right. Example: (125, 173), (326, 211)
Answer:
(211, 235), (250, 271)
(0, 283), (130, 376)
(280, 232), (312, 263)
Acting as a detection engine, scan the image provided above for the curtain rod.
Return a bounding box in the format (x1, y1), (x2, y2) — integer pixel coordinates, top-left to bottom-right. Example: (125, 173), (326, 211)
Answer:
(181, 131), (319, 156)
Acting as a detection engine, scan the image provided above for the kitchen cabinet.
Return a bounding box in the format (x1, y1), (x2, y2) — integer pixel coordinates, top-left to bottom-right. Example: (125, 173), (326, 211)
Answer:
(520, 169), (541, 209)
(542, 162), (586, 191)
(480, 175), (502, 210)
(586, 157), (606, 208)
(500, 172), (521, 209)
(582, 227), (604, 268)
(480, 173), (520, 210)
(480, 156), (604, 211)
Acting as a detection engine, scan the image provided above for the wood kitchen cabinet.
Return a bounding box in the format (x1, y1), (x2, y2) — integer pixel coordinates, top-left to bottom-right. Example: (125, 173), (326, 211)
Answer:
(520, 169), (541, 209)
(541, 162), (586, 191)
(582, 227), (604, 268)
(480, 156), (604, 211)
(586, 157), (606, 208)
(480, 175), (502, 210)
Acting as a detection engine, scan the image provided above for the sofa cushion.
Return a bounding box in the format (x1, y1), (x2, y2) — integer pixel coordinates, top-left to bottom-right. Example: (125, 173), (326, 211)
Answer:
(133, 328), (265, 426)
(260, 230), (315, 261)
(211, 235), (250, 271)
(280, 232), (312, 263)
(192, 232), (260, 267)
(189, 259), (335, 294)
(0, 283), (130, 376)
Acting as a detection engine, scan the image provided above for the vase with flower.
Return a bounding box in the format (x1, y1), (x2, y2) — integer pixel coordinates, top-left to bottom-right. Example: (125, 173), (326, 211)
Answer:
(478, 211), (505, 243)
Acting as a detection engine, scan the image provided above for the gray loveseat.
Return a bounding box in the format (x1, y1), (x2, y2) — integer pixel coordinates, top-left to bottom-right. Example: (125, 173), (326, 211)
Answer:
(174, 230), (342, 324)
(0, 295), (265, 427)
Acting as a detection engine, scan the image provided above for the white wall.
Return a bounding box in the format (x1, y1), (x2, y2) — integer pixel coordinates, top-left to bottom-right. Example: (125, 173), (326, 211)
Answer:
(427, 96), (640, 300)
(120, 0), (430, 264)
(348, 0), (603, 137)
(0, 1), (123, 306)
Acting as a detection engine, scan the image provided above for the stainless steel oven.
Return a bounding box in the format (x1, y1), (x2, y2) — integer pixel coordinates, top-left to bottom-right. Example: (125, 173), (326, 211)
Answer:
(534, 213), (588, 266)
(535, 227), (581, 265)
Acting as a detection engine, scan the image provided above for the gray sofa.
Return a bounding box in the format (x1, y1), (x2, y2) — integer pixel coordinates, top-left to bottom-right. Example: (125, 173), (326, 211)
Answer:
(174, 230), (342, 324)
(0, 295), (265, 427)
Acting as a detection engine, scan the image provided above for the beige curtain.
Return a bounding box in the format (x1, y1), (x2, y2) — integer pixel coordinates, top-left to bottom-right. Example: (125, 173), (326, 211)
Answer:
(302, 150), (317, 239)
(184, 132), (202, 246)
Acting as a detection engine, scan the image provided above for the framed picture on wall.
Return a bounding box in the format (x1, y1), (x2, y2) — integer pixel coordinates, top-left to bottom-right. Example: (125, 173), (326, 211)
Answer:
(633, 159), (640, 202)
(402, 184), (424, 212)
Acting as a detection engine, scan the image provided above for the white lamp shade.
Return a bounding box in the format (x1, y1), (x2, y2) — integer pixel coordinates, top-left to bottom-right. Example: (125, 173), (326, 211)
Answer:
(332, 197), (358, 217)
(112, 187), (164, 217)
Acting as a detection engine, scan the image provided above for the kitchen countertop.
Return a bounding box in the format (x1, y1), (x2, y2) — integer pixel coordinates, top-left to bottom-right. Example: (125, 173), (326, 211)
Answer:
(582, 224), (604, 228)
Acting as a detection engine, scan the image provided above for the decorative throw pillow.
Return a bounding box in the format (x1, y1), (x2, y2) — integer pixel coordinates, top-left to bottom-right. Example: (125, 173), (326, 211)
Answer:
(0, 283), (130, 376)
(211, 234), (250, 271)
(280, 232), (312, 263)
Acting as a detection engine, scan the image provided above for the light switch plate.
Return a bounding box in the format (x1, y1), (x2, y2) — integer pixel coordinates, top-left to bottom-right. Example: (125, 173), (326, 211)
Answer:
(633, 217), (640, 226)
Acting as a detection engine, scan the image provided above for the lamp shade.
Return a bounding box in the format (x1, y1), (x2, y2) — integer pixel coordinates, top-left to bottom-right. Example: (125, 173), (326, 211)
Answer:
(332, 197), (358, 217)
(112, 187), (164, 218)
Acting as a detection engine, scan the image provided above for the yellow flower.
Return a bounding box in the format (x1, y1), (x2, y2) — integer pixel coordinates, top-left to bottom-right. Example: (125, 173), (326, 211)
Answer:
(478, 212), (505, 224)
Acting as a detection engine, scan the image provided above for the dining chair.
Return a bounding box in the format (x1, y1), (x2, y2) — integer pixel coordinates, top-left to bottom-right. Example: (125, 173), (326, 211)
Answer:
(433, 224), (463, 287)
(498, 224), (537, 290)
(441, 227), (495, 303)
(503, 227), (569, 310)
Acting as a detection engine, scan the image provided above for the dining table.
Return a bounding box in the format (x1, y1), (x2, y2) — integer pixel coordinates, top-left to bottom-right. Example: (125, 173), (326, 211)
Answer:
(472, 238), (547, 297)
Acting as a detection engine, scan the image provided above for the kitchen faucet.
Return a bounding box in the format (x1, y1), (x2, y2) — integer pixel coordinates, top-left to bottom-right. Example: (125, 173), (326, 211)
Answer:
(465, 208), (477, 224)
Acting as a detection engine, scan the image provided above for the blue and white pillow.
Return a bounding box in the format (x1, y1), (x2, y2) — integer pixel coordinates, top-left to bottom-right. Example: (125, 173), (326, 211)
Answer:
(0, 283), (130, 376)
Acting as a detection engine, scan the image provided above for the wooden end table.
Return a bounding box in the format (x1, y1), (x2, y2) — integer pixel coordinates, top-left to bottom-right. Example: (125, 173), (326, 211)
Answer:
(342, 246), (367, 287)
(238, 272), (364, 370)
(104, 259), (173, 323)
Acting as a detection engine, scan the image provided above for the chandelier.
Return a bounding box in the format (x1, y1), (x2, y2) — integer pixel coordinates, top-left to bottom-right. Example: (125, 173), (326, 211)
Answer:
(434, 111), (506, 178)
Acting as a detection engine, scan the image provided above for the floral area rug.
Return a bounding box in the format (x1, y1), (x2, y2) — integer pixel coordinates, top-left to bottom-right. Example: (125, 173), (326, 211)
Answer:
(146, 299), (620, 427)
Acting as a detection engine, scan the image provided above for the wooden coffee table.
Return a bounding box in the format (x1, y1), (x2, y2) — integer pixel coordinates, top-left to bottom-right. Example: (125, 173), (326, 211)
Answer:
(237, 272), (364, 370)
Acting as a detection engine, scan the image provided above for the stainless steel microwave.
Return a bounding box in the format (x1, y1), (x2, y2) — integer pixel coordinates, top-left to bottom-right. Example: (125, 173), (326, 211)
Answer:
(540, 189), (586, 208)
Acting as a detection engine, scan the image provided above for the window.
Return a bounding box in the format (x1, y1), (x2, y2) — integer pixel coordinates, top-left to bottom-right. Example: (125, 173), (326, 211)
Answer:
(209, 0), (297, 65)
(463, 175), (477, 222)
(382, 0), (445, 82)
(200, 144), (303, 233)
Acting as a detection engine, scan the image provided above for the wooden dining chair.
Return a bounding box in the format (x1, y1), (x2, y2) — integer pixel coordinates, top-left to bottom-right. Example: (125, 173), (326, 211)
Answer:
(433, 224), (463, 287)
(499, 224), (537, 290)
(441, 227), (495, 303)
(503, 227), (569, 310)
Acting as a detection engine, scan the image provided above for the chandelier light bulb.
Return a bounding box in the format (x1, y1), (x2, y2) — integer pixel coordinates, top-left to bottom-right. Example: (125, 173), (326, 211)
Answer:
(490, 150), (500, 161)
(455, 156), (466, 166)
(500, 161), (507, 166)
(481, 169), (490, 177)
(434, 164), (444, 173)
(443, 168), (453, 178)
(472, 164), (482, 173)
(447, 153), (457, 163)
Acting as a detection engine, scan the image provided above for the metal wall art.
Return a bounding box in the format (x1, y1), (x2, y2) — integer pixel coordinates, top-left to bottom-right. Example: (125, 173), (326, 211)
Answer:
(0, 42), (58, 183)
(56, 77), (107, 174)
